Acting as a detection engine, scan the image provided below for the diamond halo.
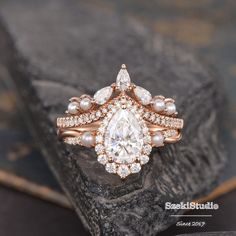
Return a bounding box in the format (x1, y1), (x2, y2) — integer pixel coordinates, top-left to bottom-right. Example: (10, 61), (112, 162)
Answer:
(95, 95), (151, 178)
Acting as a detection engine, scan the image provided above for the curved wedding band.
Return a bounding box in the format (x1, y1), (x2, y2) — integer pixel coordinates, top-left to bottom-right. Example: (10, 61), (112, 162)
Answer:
(56, 64), (184, 178)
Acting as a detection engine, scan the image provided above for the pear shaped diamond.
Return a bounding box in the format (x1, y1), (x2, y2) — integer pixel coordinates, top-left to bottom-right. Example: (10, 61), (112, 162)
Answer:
(104, 108), (144, 164)
(94, 96), (152, 178)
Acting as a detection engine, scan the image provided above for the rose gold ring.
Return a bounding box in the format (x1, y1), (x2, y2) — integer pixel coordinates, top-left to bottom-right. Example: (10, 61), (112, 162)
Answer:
(56, 64), (184, 178)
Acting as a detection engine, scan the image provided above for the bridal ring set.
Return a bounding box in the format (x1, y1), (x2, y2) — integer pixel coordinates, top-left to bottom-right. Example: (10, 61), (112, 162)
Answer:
(57, 64), (184, 178)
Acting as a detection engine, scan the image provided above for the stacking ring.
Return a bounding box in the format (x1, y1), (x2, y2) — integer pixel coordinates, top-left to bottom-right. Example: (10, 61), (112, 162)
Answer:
(56, 64), (184, 178)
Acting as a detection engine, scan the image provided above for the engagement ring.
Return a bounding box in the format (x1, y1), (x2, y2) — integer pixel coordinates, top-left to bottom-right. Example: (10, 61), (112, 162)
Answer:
(57, 64), (184, 178)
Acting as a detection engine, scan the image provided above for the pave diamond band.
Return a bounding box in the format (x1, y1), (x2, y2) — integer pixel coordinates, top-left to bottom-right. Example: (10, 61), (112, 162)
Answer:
(56, 105), (183, 129)
(56, 64), (184, 178)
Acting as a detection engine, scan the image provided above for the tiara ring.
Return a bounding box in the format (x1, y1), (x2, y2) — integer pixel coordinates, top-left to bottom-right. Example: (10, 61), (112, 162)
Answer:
(56, 64), (184, 178)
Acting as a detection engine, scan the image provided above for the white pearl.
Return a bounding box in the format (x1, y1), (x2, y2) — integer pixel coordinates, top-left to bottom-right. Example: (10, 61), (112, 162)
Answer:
(153, 98), (165, 112)
(165, 102), (176, 115)
(68, 102), (79, 114)
(81, 132), (95, 147)
(80, 98), (92, 111)
(152, 132), (164, 147)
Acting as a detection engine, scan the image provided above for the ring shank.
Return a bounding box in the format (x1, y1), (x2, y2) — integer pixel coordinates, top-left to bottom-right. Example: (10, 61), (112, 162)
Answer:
(58, 121), (182, 145)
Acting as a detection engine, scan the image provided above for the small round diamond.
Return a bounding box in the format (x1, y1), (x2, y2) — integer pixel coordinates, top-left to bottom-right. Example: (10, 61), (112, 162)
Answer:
(102, 119), (109, 126)
(98, 125), (105, 133)
(65, 119), (69, 126)
(117, 165), (130, 178)
(84, 115), (90, 123)
(74, 117), (79, 126)
(114, 100), (120, 106)
(142, 126), (149, 134)
(96, 135), (103, 143)
(95, 144), (104, 154)
(78, 117), (83, 124)
(90, 113), (95, 120)
(138, 107), (144, 114)
(139, 155), (149, 165)
(144, 135), (151, 143)
(150, 114), (156, 122)
(102, 108), (108, 114)
(163, 129), (178, 138)
(161, 119), (166, 126)
(96, 111), (102, 118)
(144, 112), (151, 119)
(105, 163), (117, 173)
(127, 100), (132, 108)
(143, 144), (152, 155)
(106, 112), (113, 119)
(108, 104), (114, 110)
(97, 155), (108, 165)
(111, 107), (117, 113)
(131, 106), (137, 113)
(155, 116), (161, 124)
(69, 119), (74, 126)
(130, 163), (141, 173)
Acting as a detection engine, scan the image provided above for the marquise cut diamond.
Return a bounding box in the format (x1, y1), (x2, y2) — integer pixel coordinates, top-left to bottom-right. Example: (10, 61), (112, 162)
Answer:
(94, 86), (113, 105)
(134, 86), (152, 105)
(116, 67), (131, 91)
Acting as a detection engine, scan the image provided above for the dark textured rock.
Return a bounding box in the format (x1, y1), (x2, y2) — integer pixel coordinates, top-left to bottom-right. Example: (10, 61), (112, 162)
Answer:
(0, 0), (226, 235)
(177, 232), (236, 236)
